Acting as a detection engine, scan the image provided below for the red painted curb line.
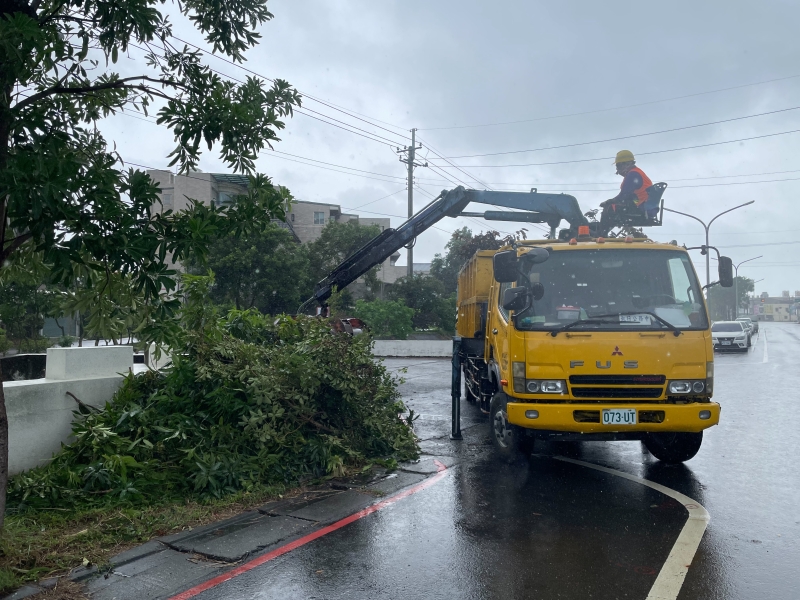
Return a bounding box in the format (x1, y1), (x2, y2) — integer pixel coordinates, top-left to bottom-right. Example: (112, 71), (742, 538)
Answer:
(168, 460), (449, 600)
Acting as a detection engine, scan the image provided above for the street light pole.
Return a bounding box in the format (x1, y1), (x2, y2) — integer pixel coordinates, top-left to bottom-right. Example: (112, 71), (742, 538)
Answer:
(733, 255), (762, 317)
(665, 200), (755, 288)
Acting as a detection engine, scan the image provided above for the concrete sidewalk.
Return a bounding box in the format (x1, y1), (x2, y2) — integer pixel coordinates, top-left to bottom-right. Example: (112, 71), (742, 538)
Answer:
(5, 457), (456, 600)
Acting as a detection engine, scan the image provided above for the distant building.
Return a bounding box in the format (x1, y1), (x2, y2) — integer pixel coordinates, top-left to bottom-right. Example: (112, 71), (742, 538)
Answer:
(145, 170), (402, 298)
(750, 295), (797, 322)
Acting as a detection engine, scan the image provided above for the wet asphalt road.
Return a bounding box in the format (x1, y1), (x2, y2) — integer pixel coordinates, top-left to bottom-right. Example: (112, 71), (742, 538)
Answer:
(193, 322), (799, 600)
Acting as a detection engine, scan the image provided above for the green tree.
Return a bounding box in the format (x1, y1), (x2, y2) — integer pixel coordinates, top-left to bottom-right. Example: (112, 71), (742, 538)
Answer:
(353, 298), (414, 339)
(707, 276), (754, 321)
(0, 0), (300, 524)
(188, 222), (310, 315)
(388, 274), (454, 331)
(430, 227), (504, 294)
(306, 221), (382, 302)
(0, 247), (55, 350)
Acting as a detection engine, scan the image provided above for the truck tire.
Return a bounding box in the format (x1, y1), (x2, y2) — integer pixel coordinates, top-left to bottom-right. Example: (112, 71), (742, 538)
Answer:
(489, 392), (532, 464)
(644, 432), (703, 464)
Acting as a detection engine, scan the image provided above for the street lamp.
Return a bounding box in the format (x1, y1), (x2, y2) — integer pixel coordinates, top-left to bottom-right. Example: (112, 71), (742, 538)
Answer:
(664, 200), (755, 288)
(733, 256), (762, 317)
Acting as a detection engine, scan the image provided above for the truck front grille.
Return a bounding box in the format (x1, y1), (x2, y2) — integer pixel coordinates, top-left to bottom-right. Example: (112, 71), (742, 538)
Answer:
(569, 375), (666, 385)
(571, 387), (663, 399)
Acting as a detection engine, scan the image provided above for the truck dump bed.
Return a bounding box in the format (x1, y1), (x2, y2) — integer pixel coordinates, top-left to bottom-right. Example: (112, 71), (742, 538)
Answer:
(456, 250), (496, 339)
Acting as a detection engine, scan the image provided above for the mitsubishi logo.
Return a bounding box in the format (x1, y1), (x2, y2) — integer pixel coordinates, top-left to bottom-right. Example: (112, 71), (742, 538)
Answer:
(612, 346), (623, 356)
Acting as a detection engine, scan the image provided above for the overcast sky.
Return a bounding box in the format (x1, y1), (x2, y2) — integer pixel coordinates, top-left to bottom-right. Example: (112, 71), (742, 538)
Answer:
(104, 0), (800, 297)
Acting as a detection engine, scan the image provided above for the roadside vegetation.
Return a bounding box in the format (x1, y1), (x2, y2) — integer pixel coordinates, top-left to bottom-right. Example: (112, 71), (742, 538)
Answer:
(0, 276), (417, 591)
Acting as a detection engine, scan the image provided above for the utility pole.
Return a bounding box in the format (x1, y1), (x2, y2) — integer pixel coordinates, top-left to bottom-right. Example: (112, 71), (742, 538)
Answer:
(397, 128), (426, 278)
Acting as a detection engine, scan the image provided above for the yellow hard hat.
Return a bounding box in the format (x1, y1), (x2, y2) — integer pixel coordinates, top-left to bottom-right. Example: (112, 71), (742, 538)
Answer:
(613, 150), (635, 164)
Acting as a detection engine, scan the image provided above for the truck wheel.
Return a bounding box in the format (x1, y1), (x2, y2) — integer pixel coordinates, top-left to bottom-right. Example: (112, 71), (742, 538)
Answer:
(644, 432), (703, 464)
(489, 392), (532, 463)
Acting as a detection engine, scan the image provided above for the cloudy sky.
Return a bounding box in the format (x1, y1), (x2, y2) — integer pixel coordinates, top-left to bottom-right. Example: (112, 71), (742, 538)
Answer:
(104, 0), (800, 296)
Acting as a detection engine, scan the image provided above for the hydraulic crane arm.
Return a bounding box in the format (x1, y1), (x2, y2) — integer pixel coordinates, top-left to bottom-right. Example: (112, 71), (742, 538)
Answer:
(298, 186), (587, 313)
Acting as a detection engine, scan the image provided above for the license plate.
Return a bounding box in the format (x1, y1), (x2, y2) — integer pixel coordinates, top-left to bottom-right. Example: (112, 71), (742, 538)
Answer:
(721, 340), (731, 345)
(620, 314), (652, 325)
(602, 408), (637, 425)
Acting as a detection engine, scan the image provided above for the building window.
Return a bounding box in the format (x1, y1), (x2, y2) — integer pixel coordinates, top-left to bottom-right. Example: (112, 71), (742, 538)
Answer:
(217, 192), (235, 205)
(162, 193), (173, 210)
(314, 211), (325, 225)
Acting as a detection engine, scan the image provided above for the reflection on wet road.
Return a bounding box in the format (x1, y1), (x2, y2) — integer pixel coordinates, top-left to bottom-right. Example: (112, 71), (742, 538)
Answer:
(195, 323), (800, 600)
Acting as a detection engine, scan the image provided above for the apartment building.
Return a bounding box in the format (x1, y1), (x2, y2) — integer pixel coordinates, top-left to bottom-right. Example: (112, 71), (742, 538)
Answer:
(145, 171), (408, 294)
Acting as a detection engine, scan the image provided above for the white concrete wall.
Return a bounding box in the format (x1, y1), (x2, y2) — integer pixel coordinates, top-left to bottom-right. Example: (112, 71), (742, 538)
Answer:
(5, 347), (132, 475)
(372, 340), (453, 357)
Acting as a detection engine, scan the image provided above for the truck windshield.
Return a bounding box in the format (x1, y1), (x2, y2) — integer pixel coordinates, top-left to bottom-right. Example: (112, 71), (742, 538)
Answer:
(515, 249), (708, 331)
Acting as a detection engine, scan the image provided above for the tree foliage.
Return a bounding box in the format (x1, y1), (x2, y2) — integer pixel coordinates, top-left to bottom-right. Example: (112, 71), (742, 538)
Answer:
(187, 222), (310, 314)
(307, 221), (382, 298)
(430, 227), (504, 294)
(0, 0), (301, 523)
(353, 299), (414, 340)
(10, 277), (418, 510)
(388, 274), (455, 332)
(707, 276), (754, 321)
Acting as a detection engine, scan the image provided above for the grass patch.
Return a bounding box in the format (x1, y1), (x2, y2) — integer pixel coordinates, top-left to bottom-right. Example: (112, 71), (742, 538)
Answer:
(0, 486), (287, 595)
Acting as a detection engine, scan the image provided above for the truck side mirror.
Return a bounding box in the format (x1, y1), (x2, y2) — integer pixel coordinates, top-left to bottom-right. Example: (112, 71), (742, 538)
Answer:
(493, 251), (519, 283)
(718, 256), (734, 288)
(531, 281), (545, 301)
(502, 286), (530, 312)
(526, 247), (550, 265)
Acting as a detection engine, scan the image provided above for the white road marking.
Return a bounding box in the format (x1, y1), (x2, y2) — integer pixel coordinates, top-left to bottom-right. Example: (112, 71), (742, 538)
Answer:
(762, 330), (769, 364)
(554, 456), (709, 600)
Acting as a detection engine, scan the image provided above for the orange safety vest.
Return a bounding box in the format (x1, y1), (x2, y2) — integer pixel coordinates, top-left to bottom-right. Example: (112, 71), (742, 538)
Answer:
(622, 166), (653, 206)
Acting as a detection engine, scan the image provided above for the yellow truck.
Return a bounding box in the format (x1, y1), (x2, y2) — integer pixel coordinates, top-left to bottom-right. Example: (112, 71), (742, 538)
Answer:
(297, 185), (733, 463)
(452, 233), (733, 464)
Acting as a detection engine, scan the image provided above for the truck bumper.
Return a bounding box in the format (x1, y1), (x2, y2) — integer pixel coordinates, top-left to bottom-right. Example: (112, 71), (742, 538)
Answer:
(506, 401), (720, 433)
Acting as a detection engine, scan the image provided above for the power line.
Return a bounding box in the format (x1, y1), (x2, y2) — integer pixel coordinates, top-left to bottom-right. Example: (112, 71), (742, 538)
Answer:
(434, 105), (800, 160)
(350, 188), (407, 210)
(436, 128), (800, 169)
(169, 35), (411, 140)
(418, 136), (494, 190)
(112, 112), (800, 194)
(263, 152), (402, 184)
(128, 42), (401, 150)
(718, 240), (800, 249)
(417, 73), (800, 131)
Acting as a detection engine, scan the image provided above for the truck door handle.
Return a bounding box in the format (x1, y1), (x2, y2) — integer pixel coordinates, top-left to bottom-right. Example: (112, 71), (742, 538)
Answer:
(492, 329), (498, 335)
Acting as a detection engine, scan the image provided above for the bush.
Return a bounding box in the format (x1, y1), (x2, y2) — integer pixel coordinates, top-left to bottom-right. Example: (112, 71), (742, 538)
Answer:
(10, 277), (418, 511)
(57, 335), (75, 348)
(353, 299), (414, 339)
(17, 337), (51, 353)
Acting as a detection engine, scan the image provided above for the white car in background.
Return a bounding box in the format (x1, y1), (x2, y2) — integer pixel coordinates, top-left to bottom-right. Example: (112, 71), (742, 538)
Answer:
(711, 321), (750, 352)
(737, 316), (758, 335)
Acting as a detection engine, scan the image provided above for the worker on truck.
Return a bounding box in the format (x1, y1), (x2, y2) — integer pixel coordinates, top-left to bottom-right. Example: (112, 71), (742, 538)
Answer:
(599, 150), (654, 227)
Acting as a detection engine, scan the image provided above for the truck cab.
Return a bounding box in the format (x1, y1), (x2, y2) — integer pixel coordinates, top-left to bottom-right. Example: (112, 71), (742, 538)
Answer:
(457, 237), (729, 464)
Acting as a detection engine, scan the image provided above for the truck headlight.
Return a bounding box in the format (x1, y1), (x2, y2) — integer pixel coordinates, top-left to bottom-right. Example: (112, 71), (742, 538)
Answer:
(668, 379), (710, 396)
(669, 381), (692, 394)
(525, 379), (566, 394)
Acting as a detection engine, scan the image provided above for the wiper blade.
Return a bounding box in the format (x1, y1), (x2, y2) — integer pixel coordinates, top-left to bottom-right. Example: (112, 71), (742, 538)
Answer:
(550, 318), (616, 337)
(550, 312), (682, 337)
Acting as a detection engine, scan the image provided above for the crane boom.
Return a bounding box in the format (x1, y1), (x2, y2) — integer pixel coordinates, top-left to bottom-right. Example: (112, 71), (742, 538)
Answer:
(298, 186), (588, 313)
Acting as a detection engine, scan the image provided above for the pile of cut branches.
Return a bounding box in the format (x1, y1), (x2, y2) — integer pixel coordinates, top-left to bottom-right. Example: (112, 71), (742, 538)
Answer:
(10, 277), (417, 511)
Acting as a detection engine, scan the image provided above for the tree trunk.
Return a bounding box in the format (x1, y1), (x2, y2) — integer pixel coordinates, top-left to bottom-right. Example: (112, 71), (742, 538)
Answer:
(0, 359), (8, 528)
